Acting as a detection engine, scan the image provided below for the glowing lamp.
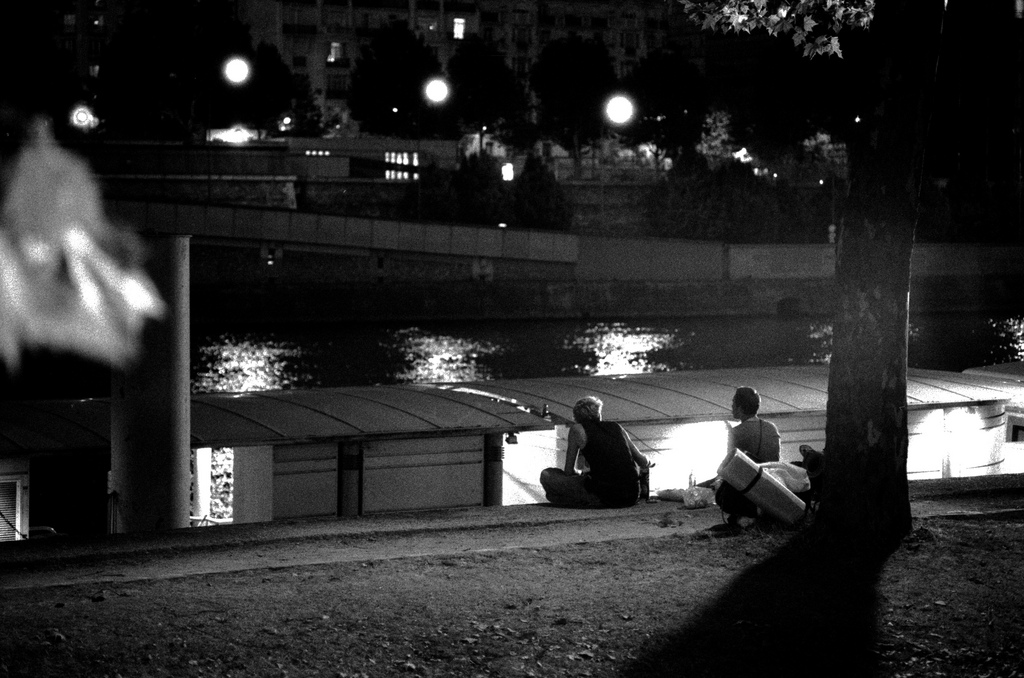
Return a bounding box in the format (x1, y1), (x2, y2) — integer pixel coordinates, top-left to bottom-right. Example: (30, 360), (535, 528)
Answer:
(223, 57), (251, 85)
(605, 95), (635, 125)
(424, 78), (450, 104)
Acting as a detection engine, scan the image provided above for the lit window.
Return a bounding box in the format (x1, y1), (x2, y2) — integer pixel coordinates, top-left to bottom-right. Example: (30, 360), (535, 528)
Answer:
(328, 42), (343, 62)
(453, 17), (465, 39)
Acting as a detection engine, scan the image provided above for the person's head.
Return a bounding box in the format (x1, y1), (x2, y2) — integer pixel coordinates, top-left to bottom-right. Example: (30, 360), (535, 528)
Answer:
(573, 396), (603, 423)
(732, 386), (760, 419)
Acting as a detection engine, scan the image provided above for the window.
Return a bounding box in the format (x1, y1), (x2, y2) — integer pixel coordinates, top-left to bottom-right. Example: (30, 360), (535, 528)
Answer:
(293, 55), (307, 68)
(63, 13), (75, 29)
(325, 73), (350, 97)
(328, 42), (344, 62)
(453, 17), (465, 39)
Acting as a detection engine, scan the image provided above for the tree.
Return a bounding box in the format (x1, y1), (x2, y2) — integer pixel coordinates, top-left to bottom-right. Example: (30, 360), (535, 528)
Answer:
(620, 46), (709, 167)
(0, 4), (83, 141)
(348, 25), (452, 138)
(682, 0), (944, 554)
(512, 155), (573, 231)
(247, 43), (296, 133)
(446, 36), (528, 147)
(530, 37), (618, 172)
(451, 154), (513, 226)
(286, 75), (326, 137)
(96, 0), (292, 140)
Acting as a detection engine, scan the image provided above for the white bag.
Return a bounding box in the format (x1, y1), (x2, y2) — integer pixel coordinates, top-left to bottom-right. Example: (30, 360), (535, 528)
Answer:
(657, 486), (715, 509)
(760, 462), (811, 494)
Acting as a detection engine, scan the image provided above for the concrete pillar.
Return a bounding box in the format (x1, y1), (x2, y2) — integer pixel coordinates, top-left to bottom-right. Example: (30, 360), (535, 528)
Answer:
(339, 442), (362, 517)
(233, 445), (274, 524)
(191, 447), (212, 521)
(483, 433), (505, 507)
(110, 235), (191, 533)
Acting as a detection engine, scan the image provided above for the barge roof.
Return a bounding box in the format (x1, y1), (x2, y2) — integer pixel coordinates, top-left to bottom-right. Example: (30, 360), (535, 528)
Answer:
(3, 366), (1022, 453)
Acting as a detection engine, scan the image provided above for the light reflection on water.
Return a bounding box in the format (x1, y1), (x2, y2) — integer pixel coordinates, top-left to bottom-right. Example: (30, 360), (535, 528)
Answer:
(193, 336), (313, 393)
(191, 317), (836, 393)
(989, 316), (1024, 363)
(567, 323), (676, 375)
(392, 329), (500, 384)
(191, 313), (1024, 394)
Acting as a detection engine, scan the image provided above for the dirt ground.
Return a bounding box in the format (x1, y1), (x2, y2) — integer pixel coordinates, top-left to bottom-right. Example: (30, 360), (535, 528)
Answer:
(1, 510), (1022, 678)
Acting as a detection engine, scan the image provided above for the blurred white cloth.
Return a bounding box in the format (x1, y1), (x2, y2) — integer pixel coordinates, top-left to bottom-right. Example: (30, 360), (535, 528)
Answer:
(0, 118), (164, 370)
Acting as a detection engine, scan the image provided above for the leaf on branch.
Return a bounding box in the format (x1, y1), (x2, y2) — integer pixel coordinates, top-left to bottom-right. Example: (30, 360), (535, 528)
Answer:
(803, 16), (818, 32)
(830, 36), (843, 58)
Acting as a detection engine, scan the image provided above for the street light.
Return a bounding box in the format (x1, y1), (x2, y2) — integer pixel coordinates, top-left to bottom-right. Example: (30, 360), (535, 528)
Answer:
(424, 77), (449, 105)
(223, 56), (251, 86)
(206, 56), (252, 200)
(605, 94), (635, 126)
(416, 77), (450, 219)
(600, 94), (636, 222)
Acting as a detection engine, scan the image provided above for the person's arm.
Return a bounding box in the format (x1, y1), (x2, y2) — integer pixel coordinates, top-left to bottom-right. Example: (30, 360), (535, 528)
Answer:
(621, 427), (650, 469)
(564, 423), (586, 474)
(717, 424), (737, 476)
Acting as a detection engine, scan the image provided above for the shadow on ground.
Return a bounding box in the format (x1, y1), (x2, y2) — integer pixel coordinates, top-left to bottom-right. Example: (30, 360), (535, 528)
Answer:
(620, 530), (888, 678)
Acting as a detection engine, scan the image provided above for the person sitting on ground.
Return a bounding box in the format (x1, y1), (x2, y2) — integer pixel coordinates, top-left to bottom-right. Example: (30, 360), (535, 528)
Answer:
(540, 396), (652, 508)
(715, 386), (781, 528)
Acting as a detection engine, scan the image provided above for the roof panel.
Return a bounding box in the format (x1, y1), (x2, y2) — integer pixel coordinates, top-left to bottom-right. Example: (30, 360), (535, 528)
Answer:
(3, 366), (1021, 454)
(267, 388), (436, 433)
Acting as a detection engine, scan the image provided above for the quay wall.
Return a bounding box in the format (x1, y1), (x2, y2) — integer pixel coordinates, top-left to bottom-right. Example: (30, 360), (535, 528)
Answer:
(106, 200), (1024, 323)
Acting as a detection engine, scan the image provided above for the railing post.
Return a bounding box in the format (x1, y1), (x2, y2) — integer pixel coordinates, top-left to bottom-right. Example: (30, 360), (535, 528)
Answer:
(483, 433), (505, 507)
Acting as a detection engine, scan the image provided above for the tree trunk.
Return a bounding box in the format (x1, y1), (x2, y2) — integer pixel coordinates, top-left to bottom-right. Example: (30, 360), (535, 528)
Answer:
(814, 0), (945, 554)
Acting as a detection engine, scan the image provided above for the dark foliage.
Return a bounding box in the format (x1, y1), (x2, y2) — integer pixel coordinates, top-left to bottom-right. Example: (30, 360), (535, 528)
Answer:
(645, 161), (833, 243)
(620, 47), (710, 165)
(530, 37), (618, 164)
(400, 163), (459, 223)
(0, 4), (82, 143)
(451, 154), (513, 226)
(446, 36), (528, 146)
(512, 155), (573, 231)
(95, 0), (292, 140)
(349, 25), (454, 139)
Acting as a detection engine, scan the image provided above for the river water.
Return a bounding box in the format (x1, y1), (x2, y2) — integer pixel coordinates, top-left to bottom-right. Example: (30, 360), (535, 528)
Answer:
(191, 312), (1024, 394)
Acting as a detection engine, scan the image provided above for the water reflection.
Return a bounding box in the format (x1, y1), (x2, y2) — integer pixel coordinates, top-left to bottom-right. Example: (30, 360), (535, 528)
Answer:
(392, 328), (500, 383)
(193, 335), (313, 393)
(989, 316), (1024, 363)
(567, 323), (676, 375)
(190, 313), (1018, 394)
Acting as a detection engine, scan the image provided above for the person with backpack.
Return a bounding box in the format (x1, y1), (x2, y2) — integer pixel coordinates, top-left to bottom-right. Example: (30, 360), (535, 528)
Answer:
(715, 386), (782, 528)
(540, 396), (652, 508)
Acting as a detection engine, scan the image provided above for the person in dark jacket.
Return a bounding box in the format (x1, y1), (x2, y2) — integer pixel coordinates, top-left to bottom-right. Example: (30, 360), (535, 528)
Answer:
(540, 396), (651, 508)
